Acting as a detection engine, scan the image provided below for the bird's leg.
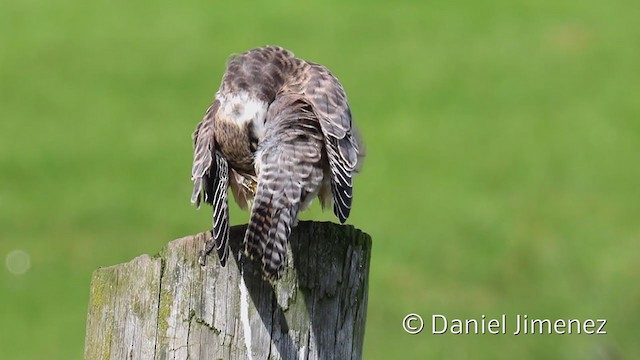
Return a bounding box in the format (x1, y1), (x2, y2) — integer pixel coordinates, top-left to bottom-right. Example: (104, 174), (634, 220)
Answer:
(198, 230), (216, 266)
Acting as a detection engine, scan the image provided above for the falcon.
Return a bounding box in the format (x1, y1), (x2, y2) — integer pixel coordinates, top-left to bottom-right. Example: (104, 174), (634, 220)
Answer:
(191, 46), (363, 279)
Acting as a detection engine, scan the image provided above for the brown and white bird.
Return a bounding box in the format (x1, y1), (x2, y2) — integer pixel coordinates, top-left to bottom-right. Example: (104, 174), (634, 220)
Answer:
(191, 46), (363, 280)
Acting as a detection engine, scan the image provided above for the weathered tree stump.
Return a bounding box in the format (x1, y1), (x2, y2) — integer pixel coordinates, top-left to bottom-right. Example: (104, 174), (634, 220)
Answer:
(84, 221), (372, 360)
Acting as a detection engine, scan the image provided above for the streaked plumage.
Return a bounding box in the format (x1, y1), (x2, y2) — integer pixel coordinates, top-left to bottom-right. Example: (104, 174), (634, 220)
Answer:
(191, 46), (364, 279)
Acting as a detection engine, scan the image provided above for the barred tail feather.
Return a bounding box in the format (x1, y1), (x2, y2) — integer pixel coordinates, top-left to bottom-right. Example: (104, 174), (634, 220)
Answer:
(265, 203), (298, 278)
(244, 193), (273, 268)
(244, 149), (310, 279)
(244, 192), (299, 280)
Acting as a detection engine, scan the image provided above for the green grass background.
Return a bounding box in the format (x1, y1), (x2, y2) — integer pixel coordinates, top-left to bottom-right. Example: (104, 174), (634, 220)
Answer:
(1, 0), (639, 358)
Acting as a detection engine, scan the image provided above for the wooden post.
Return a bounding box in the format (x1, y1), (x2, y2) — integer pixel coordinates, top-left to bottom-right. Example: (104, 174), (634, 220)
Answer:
(84, 221), (372, 360)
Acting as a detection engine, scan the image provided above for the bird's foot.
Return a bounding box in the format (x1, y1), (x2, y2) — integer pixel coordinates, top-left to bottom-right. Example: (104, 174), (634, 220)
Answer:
(198, 230), (216, 266)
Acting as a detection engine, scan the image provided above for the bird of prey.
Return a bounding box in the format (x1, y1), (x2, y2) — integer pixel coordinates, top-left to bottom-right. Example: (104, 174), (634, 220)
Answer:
(191, 46), (363, 280)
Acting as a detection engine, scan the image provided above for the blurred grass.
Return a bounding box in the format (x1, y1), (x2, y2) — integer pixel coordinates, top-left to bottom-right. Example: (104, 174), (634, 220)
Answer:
(1, 0), (639, 358)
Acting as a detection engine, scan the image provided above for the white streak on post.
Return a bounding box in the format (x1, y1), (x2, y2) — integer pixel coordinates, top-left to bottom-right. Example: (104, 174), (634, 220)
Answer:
(298, 345), (307, 360)
(239, 270), (254, 360)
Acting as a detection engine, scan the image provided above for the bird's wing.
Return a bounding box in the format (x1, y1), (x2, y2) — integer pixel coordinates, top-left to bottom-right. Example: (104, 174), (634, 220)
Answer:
(298, 63), (362, 223)
(244, 95), (325, 279)
(191, 100), (230, 266)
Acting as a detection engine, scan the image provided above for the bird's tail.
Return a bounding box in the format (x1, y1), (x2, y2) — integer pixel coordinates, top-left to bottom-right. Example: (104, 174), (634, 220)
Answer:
(244, 187), (299, 280)
(244, 95), (324, 279)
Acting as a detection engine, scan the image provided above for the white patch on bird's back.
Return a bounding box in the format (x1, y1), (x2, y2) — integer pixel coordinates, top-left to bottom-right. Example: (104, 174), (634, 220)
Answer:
(217, 90), (268, 139)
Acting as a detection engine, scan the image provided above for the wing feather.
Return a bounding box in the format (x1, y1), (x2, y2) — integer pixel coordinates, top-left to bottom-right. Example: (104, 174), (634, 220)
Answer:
(191, 104), (215, 207)
(211, 153), (229, 265)
(191, 100), (230, 266)
(298, 64), (363, 223)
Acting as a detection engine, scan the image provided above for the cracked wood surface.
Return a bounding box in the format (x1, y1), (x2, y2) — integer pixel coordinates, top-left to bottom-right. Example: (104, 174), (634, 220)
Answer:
(84, 221), (372, 360)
